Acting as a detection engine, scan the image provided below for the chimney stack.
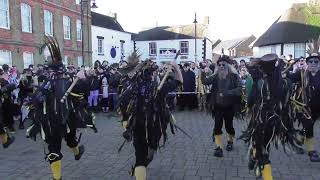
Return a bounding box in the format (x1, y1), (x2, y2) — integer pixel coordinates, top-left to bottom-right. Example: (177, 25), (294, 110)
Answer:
(113, 13), (117, 20)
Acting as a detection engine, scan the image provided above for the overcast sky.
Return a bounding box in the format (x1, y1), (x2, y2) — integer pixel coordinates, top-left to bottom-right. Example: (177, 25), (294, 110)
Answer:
(94, 0), (308, 40)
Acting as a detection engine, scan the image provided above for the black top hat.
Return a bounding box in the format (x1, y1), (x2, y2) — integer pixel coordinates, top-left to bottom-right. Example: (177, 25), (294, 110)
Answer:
(258, 54), (278, 73)
(306, 53), (320, 62)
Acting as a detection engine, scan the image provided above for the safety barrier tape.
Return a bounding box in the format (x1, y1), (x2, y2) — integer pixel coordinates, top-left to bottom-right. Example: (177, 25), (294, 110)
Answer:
(97, 91), (205, 96)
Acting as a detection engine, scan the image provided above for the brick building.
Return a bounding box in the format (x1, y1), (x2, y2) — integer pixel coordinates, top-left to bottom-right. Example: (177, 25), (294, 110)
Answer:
(213, 35), (256, 59)
(0, 0), (92, 70)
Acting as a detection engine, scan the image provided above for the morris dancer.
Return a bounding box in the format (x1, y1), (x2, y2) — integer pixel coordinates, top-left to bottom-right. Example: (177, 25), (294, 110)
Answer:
(202, 55), (242, 157)
(26, 37), (96, 180)
(118, 53), (183, 180)
(240, 54), (302, 180)
(288, 53), (320, 162)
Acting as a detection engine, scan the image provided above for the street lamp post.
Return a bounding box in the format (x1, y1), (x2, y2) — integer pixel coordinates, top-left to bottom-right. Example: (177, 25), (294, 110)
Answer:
(193, 12), (198, 64)
(80, 0), (97, 66)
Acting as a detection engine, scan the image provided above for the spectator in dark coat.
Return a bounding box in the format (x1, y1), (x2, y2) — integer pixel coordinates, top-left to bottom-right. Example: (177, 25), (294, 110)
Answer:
(108, 67), (121, 111)
(180, 63), (197, 110)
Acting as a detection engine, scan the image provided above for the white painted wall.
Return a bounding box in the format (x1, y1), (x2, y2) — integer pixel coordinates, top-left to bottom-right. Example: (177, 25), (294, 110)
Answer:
(254, 43), (309, 58)
(254, 44), (282, 57)
(135, 39), (212, 64)
(92, 25), (133, 64)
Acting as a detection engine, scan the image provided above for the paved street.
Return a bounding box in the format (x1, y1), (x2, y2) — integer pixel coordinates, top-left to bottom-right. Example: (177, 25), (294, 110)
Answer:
(1, 111), (320, 180)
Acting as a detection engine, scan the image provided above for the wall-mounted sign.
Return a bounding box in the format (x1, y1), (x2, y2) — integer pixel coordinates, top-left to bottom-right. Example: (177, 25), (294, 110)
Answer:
(159, 48), (177, 59)
(180, 56), (188, 59)
(110, 47), (116, 58)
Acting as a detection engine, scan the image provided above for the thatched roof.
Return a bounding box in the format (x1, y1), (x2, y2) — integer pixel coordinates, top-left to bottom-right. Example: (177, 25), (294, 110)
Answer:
(254, 3), (320, 47)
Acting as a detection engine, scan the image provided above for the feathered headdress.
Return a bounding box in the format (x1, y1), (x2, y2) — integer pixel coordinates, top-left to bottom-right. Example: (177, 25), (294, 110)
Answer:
(307, 36), (320, 56)
(44, 36), (63, 71)
(119, 51), (141, 74)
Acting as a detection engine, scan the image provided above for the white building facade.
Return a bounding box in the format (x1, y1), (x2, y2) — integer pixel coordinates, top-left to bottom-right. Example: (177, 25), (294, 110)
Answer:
(91, 26), (132, 64)
(91, 12), (133, 64)
(253, 43), (308, 58)
(135, 38), (213, 63)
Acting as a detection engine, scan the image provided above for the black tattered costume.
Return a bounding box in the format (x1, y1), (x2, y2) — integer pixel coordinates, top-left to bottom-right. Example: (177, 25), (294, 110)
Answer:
(0, 79), (16, 148)
(26, 37), (96, 180)
(240, 54), (303, 180)
(117, 54), (182, 180)
(287, 54), (320, 161)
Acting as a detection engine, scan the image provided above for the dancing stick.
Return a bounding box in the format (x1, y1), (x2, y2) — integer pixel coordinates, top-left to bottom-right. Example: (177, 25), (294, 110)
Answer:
(60, 77), (79, 103)
(157, 50), (180, 91)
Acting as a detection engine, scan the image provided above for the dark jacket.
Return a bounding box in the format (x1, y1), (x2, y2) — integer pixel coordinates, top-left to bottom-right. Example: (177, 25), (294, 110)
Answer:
(203, 73), (241, 108)
(109, 72), (121, 90)
(182, 70), (196, 92)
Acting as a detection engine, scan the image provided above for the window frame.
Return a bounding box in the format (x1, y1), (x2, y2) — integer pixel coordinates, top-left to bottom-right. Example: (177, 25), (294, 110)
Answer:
(0, 0), (10, 29)
(180, 41), (189, 55)
(63, 16), (71, 40)
(23, 52), (34, 69)
(0, 50), (12, 66)
(44, 10), (53, 36)
(76, 19), (82, 41)
(97, 38), (104, 55)
(64, 56), (69, 66)
(21, 3), (32, 33)
(77, 56), (83, 66)
(149, 42), (157, 56)
(294, 43), (306, 58)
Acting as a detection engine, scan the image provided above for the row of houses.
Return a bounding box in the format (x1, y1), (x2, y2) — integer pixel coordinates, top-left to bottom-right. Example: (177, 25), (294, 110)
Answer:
(1, 0), (320, 70)
(0, 0), (214, 70)
(91, 12), (213, 64)
(209, 0), (320, 62)
(0, 0), (92, 70)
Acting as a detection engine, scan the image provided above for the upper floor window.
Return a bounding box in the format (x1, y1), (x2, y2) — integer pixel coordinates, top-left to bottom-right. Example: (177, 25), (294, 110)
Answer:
(0, 0), (10, 29)
(97, 37), (104, 55)
(76, 0), (81, 5)
(44, 10), (53, 36)
(0, 50), (12, 66)
(149, 42), (157, 56)
(21, 3), (32, 33)
(120, 40), (125, 60)
(63, 16), (71, 40)
(76, 20), (82, 41)
(180, 41), (189, 54)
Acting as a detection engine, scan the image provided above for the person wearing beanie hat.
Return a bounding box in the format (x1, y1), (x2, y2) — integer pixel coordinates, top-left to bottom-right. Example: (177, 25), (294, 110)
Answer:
(202, 55), (242, 157)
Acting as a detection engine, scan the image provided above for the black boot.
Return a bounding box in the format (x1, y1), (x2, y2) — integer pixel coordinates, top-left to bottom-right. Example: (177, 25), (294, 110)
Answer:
(308, 151), (320, 162)
(226, 141), (233, 151)
(3, 135), (15, 149)
(248, 158), (255, 170)
(75, 145), (85, 160)
(214, 147), (223, 157)
(295, 147), (305, 155)
(19, 122), (24, 130)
